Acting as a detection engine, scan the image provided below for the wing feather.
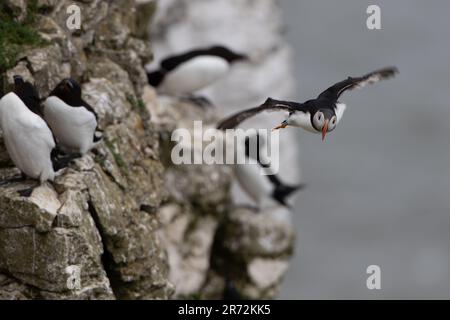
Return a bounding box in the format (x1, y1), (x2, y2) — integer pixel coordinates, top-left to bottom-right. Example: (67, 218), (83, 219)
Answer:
(318, 66), (399, 101)
(217, 98), (305, 130)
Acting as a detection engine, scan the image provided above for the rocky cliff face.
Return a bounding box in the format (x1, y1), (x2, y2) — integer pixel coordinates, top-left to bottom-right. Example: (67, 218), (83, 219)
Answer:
(148, 0), (302, 203)
(0, 0), (295, 299)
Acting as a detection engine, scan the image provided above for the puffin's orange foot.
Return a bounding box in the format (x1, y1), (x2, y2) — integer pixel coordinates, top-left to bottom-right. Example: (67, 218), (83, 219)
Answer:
(272, 123), (288, 131)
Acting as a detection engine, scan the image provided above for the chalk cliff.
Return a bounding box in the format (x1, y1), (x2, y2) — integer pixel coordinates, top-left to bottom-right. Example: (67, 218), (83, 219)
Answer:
(0, 0), (295, 299)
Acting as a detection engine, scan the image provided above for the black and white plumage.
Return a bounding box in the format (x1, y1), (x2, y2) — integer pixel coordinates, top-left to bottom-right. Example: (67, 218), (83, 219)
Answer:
(235, 133), (304, 209)
(43, 78), (102, 155)
(218, 67), (399, 140)
(147, 45), (248, 95)
(0, 76), (56, 183)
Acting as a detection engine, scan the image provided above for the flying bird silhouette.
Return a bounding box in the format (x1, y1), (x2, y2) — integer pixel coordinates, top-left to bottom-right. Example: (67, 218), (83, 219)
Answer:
(217, 67), (398, 140)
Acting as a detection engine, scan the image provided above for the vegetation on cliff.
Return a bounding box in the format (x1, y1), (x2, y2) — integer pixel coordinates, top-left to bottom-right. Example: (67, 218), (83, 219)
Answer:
(0, 1), (46, 72)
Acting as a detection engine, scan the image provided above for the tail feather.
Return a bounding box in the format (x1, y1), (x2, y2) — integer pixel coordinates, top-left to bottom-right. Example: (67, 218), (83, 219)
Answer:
(147, 70), (166, 87)
(272, 183), (305, 207)
(51, 148), (80, 172)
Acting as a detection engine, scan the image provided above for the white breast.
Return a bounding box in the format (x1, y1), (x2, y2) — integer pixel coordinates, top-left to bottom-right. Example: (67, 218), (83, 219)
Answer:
(0, 93), (55, 182)
(235, 161), (276, 207)
(43, 96), (97, 155)
(287, 111), (317, 133)
(159, 56), (230, 95)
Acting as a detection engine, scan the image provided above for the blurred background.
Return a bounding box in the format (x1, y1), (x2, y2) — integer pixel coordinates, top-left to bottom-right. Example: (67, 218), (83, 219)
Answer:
(280, 0), (450, 299)
(151, 0), (450, 299)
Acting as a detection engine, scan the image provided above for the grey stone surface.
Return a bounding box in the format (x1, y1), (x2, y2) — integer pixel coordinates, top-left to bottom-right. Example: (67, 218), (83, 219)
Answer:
(0, 0), (171, 300)
(4, 0), (27, 22)
(208, 206), (295, 299)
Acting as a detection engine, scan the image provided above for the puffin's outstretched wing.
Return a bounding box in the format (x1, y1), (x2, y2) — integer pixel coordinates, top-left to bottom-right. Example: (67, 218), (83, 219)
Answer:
(318, 66), (399, 101)
(217, 98), (306, 130)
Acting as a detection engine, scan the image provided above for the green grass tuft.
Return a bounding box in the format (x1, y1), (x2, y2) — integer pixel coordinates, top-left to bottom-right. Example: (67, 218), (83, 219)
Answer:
(104, 138), (128, 172)
(0, 0), (47, 72)
(126, 93), (146, 112)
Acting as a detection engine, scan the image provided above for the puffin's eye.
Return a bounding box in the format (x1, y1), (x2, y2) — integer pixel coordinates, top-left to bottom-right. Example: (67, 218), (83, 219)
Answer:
(328, 116), (337, 132)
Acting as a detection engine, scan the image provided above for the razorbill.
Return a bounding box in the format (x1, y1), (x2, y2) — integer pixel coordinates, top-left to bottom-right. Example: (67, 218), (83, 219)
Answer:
(0, 76), (56, 186)
(147, 45), (248, 95)
(235, 133), (304, 209)
(43, 78), (102, 155)
(218, 67), (399, 140)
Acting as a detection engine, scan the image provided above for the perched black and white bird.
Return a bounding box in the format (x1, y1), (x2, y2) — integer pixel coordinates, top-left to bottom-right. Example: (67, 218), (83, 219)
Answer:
(0, 76), (57, 186)
(43, 78), (102, 155)
(235, 133), (304, 209)
(147, 45), (248, 95)
(218, 67), (399, 140)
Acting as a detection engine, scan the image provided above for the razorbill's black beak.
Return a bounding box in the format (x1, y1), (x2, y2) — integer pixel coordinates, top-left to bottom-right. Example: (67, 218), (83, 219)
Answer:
(13, 75), (24, 85)
(322, 119), (329, 141)
(237, 54), (249, 62)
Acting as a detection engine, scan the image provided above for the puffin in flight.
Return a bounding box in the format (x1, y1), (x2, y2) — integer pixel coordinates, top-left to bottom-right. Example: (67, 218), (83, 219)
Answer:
(147, 45), (248, 95)
(235, 132), (304, 209)
(218, 67), (399, 140)
(43, 78), (102, 156)
(0, 76), (64, 195)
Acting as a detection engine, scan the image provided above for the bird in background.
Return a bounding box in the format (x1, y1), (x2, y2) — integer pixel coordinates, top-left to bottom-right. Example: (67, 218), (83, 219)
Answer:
(233, 131), (304, 210)
(147, 45), (248, 104)
(43, 78), (102, 156)
(218, 67), (399, 140)
(0, 76), (71, 196)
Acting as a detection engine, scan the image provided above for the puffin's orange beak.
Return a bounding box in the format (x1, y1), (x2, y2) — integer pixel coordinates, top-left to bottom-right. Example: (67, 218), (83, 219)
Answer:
(322, 120), (329, 141)
(273, 122), (288, 131)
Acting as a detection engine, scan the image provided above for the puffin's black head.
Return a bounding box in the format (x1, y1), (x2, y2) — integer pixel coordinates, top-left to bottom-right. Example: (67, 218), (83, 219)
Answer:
(208, 45), (249, 63)
(310, 108), (337, 141)
(12, 75), (41, 115)
(50, 78), (82, 105)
